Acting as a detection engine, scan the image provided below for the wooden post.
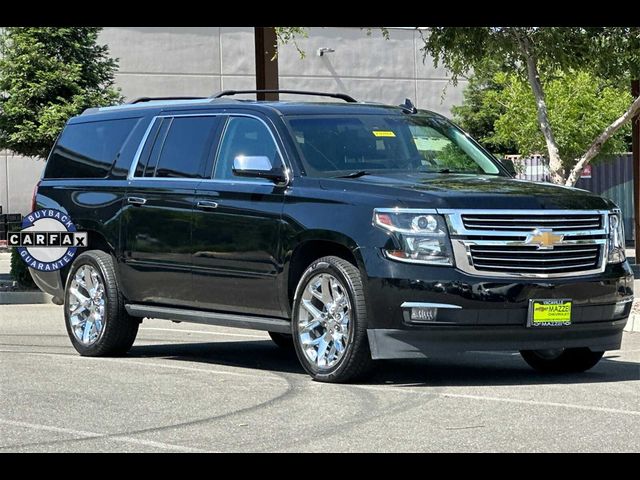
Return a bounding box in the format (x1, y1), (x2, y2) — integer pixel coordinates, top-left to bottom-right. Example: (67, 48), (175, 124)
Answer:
(632, 79), (640, 262)
(254, 27), (279, 101)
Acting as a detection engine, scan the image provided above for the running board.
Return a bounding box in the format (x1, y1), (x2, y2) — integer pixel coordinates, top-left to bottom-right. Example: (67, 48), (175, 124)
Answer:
(125, 304), (290, 334)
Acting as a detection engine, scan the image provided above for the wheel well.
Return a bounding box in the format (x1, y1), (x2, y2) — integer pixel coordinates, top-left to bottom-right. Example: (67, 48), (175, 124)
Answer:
(288, 240), (358, 305)
(60, 230), (116, 286)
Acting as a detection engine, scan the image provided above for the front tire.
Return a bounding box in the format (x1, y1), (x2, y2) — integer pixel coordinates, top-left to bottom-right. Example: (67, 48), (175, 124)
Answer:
(64, 250), (139, 356)
(520, 348), (605, 373)
(291, 256), (372, 383)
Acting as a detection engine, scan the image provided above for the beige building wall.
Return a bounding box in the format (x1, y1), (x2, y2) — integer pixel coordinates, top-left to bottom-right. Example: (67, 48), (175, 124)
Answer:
(99, 27), (465, 114)
(3, 27), (466, 215)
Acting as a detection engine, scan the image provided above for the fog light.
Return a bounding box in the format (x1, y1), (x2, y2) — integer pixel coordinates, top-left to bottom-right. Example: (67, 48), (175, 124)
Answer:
(613, 300), (631, 317)
(411, 307), (437, 322)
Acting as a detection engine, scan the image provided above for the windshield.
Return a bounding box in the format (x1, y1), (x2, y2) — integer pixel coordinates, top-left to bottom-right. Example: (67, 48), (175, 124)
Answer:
(286, 114), (502, 178)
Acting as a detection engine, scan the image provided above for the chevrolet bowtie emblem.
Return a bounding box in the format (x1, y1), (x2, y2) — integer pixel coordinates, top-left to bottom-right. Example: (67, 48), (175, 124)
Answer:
(526, 229), (564, 250)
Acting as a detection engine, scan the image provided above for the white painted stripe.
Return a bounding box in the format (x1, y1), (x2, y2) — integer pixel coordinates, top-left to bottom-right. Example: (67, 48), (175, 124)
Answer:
(142, 327), (266, 339)
(0, 419), (210, 452)
(354, 385), (640, 417)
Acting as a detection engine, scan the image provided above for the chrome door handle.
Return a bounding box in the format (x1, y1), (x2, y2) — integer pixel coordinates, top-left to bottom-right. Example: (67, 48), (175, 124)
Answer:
(196, 200), (219, 210)
(127, 196), (147, 206)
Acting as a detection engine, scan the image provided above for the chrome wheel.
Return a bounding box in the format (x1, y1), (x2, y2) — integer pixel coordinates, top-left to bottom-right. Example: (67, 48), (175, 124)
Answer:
(67, 265), (106, 346)
(297, 273), (352, 370)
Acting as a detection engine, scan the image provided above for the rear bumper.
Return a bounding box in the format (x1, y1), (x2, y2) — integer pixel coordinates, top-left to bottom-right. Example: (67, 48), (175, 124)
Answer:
(29, 268), (65, 304)
(367, 318), (627, 359)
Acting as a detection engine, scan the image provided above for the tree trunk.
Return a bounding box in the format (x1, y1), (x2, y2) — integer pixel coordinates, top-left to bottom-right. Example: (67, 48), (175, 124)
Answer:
(564, 93), (640, 186)
(515, 32), (565, 184)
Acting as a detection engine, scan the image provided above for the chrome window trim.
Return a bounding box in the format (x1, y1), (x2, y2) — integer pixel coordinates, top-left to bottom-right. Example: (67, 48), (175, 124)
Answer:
(441, 209), (611, 279)
(126, 112), (292, 187)
(126, 116), (159, 180)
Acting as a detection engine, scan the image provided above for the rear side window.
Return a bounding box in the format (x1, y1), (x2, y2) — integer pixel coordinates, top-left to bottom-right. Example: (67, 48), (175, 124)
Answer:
(149, 116), (220, 179)
(45, 118), (138, 179)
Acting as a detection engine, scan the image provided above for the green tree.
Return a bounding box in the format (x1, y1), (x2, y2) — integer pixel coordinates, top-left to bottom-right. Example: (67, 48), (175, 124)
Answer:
(486, 70), (632, 167)
(0, 27), (122, 158)
(450, 60), (518, 155)
(421, 27), (640, 185)
(276, 27), (640, 185)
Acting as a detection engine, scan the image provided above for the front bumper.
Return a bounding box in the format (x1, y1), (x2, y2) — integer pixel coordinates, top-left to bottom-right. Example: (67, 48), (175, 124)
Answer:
(368, 319), (627, 359)
(360, 248), (634, 358)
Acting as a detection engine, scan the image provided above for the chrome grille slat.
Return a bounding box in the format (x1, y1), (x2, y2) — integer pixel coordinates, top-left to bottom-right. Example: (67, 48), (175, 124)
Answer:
(462, 214), (603, 232)
(463, 217), (601, 223)
(445, 209), (608, 278)
(471, 255), (597, 263)
(463, 224), (600, 230)
(470, 248), (598, 255)
(471, 262), (597, 271)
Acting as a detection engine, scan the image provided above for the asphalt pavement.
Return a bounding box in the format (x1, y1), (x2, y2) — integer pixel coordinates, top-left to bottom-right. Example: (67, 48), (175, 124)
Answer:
(1, 304), (639, 452)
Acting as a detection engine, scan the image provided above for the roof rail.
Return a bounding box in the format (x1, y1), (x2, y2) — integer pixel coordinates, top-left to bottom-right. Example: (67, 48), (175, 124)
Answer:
(128, 96), (206, 104)
(211, 89), (358, 103)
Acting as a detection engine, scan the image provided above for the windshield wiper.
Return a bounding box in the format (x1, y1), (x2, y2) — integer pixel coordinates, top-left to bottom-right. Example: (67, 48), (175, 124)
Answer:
(335, 170), (372, 179)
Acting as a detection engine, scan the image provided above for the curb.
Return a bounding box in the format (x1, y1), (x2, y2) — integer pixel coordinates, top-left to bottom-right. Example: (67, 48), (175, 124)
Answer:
(624, 314), (640, 333)
(0, 291), (53, 305)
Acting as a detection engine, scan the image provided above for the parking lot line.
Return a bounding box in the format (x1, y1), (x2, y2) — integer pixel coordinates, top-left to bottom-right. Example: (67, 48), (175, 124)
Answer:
(352, 384), (640, 417)
(0, 419), (209, 452)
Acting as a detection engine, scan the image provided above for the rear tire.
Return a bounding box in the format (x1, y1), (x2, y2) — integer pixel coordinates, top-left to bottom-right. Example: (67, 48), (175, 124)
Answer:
(291, 256), (372, 383)
(520, 348), (604, 373)
(64, 250), (139, 357)
(268, 331), (294, 349)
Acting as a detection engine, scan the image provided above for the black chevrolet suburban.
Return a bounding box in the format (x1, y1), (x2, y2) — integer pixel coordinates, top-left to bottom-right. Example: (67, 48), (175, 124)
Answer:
(29, 90), (634, 382)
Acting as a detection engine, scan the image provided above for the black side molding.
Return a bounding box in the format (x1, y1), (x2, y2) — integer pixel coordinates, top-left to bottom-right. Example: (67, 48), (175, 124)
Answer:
(125, 304), (290, 334)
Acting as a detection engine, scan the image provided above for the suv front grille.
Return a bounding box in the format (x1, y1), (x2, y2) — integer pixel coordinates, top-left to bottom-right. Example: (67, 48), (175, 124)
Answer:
(445, 210), (608, 279)
(461, 214), (603, 232)
(468, 244), (602, 275)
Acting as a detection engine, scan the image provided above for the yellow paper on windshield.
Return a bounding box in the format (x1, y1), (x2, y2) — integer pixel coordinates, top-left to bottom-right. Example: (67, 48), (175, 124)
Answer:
(372, 130), (396, 138)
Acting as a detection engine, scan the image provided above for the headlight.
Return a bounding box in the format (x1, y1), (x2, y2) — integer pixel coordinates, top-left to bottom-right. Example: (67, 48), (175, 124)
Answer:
(373, 209), (453, 265)
(608, 212), (625, 264)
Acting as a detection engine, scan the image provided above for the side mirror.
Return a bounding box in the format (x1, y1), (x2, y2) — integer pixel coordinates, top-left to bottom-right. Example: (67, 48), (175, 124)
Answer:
(232, 155), (288, 185)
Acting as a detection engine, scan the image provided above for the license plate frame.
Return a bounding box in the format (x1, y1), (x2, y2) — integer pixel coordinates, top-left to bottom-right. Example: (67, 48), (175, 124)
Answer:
(527, 299), (572, 327)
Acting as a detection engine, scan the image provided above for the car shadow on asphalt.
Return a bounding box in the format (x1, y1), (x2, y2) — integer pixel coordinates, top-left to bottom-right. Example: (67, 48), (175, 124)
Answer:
(128, 340), (640, 386)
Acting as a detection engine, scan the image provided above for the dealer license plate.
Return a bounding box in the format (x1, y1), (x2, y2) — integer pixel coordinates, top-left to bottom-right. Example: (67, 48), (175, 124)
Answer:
(528, 299), (572, 327)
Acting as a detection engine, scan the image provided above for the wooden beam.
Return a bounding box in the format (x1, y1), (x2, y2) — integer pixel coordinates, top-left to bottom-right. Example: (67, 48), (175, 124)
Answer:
(254, 27), (279, 101)
(632, 79), (639, 263)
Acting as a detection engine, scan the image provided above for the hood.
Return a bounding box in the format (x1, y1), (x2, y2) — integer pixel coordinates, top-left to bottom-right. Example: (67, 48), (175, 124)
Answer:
(318, 173), (614, 210)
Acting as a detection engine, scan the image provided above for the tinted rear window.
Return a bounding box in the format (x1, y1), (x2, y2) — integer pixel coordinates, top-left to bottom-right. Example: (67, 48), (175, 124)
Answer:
(153, 116), (220, 178)
(45, 118), (139, 179)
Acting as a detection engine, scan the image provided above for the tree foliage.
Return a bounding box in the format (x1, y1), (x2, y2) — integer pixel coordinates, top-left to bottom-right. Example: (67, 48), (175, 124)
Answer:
(489, 70), (632, 165)
(451, 60), (518, 155)
(0, 27), (122, 158)
(421, 27), (640, 185)
(275, 27), (640, 185)
(10, 247), (36, 289)
(421, 27), (640, 85)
